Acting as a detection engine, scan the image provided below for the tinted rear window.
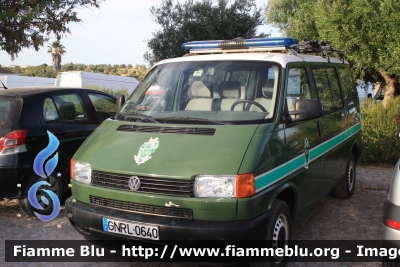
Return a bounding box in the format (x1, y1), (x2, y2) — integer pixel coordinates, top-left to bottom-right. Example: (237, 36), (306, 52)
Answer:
(0, 96), (22, 136)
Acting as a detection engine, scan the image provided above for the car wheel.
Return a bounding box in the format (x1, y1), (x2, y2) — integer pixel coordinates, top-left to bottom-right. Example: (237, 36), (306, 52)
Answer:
(333, 154), (356, 199)
(250, 200), (292, 267)
(18, 173), (64, 217)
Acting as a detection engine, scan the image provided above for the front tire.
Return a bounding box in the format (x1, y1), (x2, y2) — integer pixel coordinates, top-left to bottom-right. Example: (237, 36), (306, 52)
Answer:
(333, 154), (356, 199)
(18, 173), (64, 217)
(251, 200), (292, 267)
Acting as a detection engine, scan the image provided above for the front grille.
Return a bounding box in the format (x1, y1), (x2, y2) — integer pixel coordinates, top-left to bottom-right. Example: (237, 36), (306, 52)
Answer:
(117, 125), (216, 136)
(91, 170), (194, 197)
(90, 195), (193, 219)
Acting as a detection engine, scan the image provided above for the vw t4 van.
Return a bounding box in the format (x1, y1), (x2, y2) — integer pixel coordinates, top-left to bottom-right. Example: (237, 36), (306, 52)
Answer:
(66, 37), (362, 263)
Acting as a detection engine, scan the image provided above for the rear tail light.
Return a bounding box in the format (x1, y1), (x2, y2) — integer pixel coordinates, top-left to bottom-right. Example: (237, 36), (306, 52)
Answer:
(387, 219), (400, 230)
(0, 130), (28, 155)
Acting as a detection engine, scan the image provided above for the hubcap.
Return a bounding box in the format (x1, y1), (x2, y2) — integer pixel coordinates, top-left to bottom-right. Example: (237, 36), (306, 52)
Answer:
(347, 161), (355, 191)
(272, 213), (289, 262)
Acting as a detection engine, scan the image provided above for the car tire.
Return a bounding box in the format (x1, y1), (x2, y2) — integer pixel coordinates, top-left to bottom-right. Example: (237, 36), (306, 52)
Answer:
(333, 154), (356, 199)
(18, 172), (64, 217)
(250, 200), (292, 267)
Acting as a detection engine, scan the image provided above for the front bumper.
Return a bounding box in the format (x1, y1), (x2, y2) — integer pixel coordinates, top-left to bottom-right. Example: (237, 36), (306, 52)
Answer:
(65, 197), (269, 241)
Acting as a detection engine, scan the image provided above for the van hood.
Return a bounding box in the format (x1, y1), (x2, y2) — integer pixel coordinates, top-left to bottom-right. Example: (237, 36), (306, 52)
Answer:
(74, 120), (261, 178)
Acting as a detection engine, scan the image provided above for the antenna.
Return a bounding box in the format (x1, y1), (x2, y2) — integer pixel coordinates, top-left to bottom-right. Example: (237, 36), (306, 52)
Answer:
(0, 80), (8, 89)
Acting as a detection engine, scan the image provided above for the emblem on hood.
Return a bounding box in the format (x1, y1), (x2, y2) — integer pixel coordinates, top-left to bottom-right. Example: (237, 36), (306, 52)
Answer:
(134, 137), (160, 165)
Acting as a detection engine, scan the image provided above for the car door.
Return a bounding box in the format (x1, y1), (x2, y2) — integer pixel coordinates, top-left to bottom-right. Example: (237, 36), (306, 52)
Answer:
(83, 91), (117, 125)
(284, 65), (322, 217)
(40, 90), (97, 178)
(311, 66), (348, 195)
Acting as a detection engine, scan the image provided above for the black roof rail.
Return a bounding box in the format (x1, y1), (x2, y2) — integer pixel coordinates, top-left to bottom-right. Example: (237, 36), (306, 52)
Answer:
(296, 39), (345, 63)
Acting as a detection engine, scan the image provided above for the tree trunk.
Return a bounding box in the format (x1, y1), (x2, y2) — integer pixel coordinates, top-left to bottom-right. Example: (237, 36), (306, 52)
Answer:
(374, 82), (381, 96)
(380, 71), (398, 107)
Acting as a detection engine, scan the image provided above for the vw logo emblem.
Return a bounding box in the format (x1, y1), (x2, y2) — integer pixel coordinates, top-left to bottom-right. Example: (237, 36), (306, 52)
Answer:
(128, 176), (141, 191)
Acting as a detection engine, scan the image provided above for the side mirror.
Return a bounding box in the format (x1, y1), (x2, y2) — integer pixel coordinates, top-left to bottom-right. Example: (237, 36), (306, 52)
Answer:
(286, 99), (322, 123)
(116, 94), (126, 111)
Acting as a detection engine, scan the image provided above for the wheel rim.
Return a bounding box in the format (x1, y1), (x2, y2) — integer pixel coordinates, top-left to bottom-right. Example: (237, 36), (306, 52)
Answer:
(272, 213), (289, 262)
(35, 176), (60, 210)
(347, 161), (355, 192)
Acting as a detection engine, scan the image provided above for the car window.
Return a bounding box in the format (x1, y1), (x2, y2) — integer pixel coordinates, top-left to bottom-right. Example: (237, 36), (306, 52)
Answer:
(337, 67), (357, 105)
(312, 67), (343, 113)
(286, 67), (312, 111)
(120, 61), (281, 124)
(43, 97), (60, 122)
(52, 93), (88, 121)
(88, 93), (116, 121)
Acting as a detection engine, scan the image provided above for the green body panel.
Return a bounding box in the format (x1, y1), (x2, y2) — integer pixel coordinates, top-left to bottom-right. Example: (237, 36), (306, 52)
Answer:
(71, 179), (237, 221)
(74, 120), (258, 178)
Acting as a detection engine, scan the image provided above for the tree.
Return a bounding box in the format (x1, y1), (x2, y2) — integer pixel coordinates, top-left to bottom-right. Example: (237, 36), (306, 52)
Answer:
(265, 0), (400, 105)
(128, 64), (149, 81)
(144, 0), (267, 65)
(0, 0), (103, 59)
(47, 40), (66, 71)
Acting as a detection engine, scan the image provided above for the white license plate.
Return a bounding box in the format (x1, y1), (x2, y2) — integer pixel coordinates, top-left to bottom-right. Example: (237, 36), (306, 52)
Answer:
(102, 217), (159, 240)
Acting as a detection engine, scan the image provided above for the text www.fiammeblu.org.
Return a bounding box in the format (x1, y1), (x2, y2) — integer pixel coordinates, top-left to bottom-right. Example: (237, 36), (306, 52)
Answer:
(121, 245), (399, 260)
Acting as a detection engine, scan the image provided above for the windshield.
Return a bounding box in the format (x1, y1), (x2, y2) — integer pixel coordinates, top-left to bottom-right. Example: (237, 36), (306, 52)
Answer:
(117, 60), (280, 125)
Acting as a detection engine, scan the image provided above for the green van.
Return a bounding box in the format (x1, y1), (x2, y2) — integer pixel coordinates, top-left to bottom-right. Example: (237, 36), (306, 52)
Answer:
(66, 38), (362, 262)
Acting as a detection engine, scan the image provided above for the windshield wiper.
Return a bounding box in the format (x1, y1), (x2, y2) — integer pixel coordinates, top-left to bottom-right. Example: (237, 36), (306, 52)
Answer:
(120, 112), (161, 124)
(157, 116), (229, 125)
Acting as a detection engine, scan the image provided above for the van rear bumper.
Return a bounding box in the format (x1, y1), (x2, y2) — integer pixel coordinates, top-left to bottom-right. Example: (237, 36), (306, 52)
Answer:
(65, 197), (269, 241)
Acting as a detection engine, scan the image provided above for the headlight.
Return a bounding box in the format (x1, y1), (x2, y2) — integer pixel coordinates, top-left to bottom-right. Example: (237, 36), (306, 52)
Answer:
(71, 159), (92, 184)
(194, 175), (236, 198)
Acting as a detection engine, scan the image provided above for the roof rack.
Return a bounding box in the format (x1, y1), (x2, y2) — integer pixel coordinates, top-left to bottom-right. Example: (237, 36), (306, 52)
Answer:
(181, 37), (345, 62)
(296, 39), (345, 63)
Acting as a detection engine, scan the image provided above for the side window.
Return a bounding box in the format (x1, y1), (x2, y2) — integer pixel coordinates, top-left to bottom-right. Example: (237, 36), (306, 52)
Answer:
(337, 67), (357, 105)
(88, 93), (117, 121)
(312, 68), (343, 113)
(43, 98), (60, 122)
(231, 70), (249, 86)
(286, 67), (312, 111)
(53, 93), (88, 121)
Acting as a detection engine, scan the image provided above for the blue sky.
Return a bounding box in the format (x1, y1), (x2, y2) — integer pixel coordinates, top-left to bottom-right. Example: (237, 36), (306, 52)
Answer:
(0, 0), (280, 67)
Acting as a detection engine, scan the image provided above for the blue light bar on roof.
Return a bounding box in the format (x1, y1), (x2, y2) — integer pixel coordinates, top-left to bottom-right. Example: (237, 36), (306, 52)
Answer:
(182, 37), (299, 52)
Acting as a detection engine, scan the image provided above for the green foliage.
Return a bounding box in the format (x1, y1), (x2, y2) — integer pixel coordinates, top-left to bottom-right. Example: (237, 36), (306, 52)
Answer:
(127, 64), (149, 81)
(85, 84), (129, 99)
(360, 97), (400, 165)
(264, 0), (400, 95)
(0, 0), (103, 59)
(6, 63), (149, 81)
(8, 65), (56, 78)
(144, 0), (267, 65)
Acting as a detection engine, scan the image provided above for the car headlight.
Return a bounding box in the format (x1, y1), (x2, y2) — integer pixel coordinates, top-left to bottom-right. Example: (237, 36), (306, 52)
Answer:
(194, 173), (256, 198)
(71, 158), (92, 184)
(194, 175), (236, 198)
